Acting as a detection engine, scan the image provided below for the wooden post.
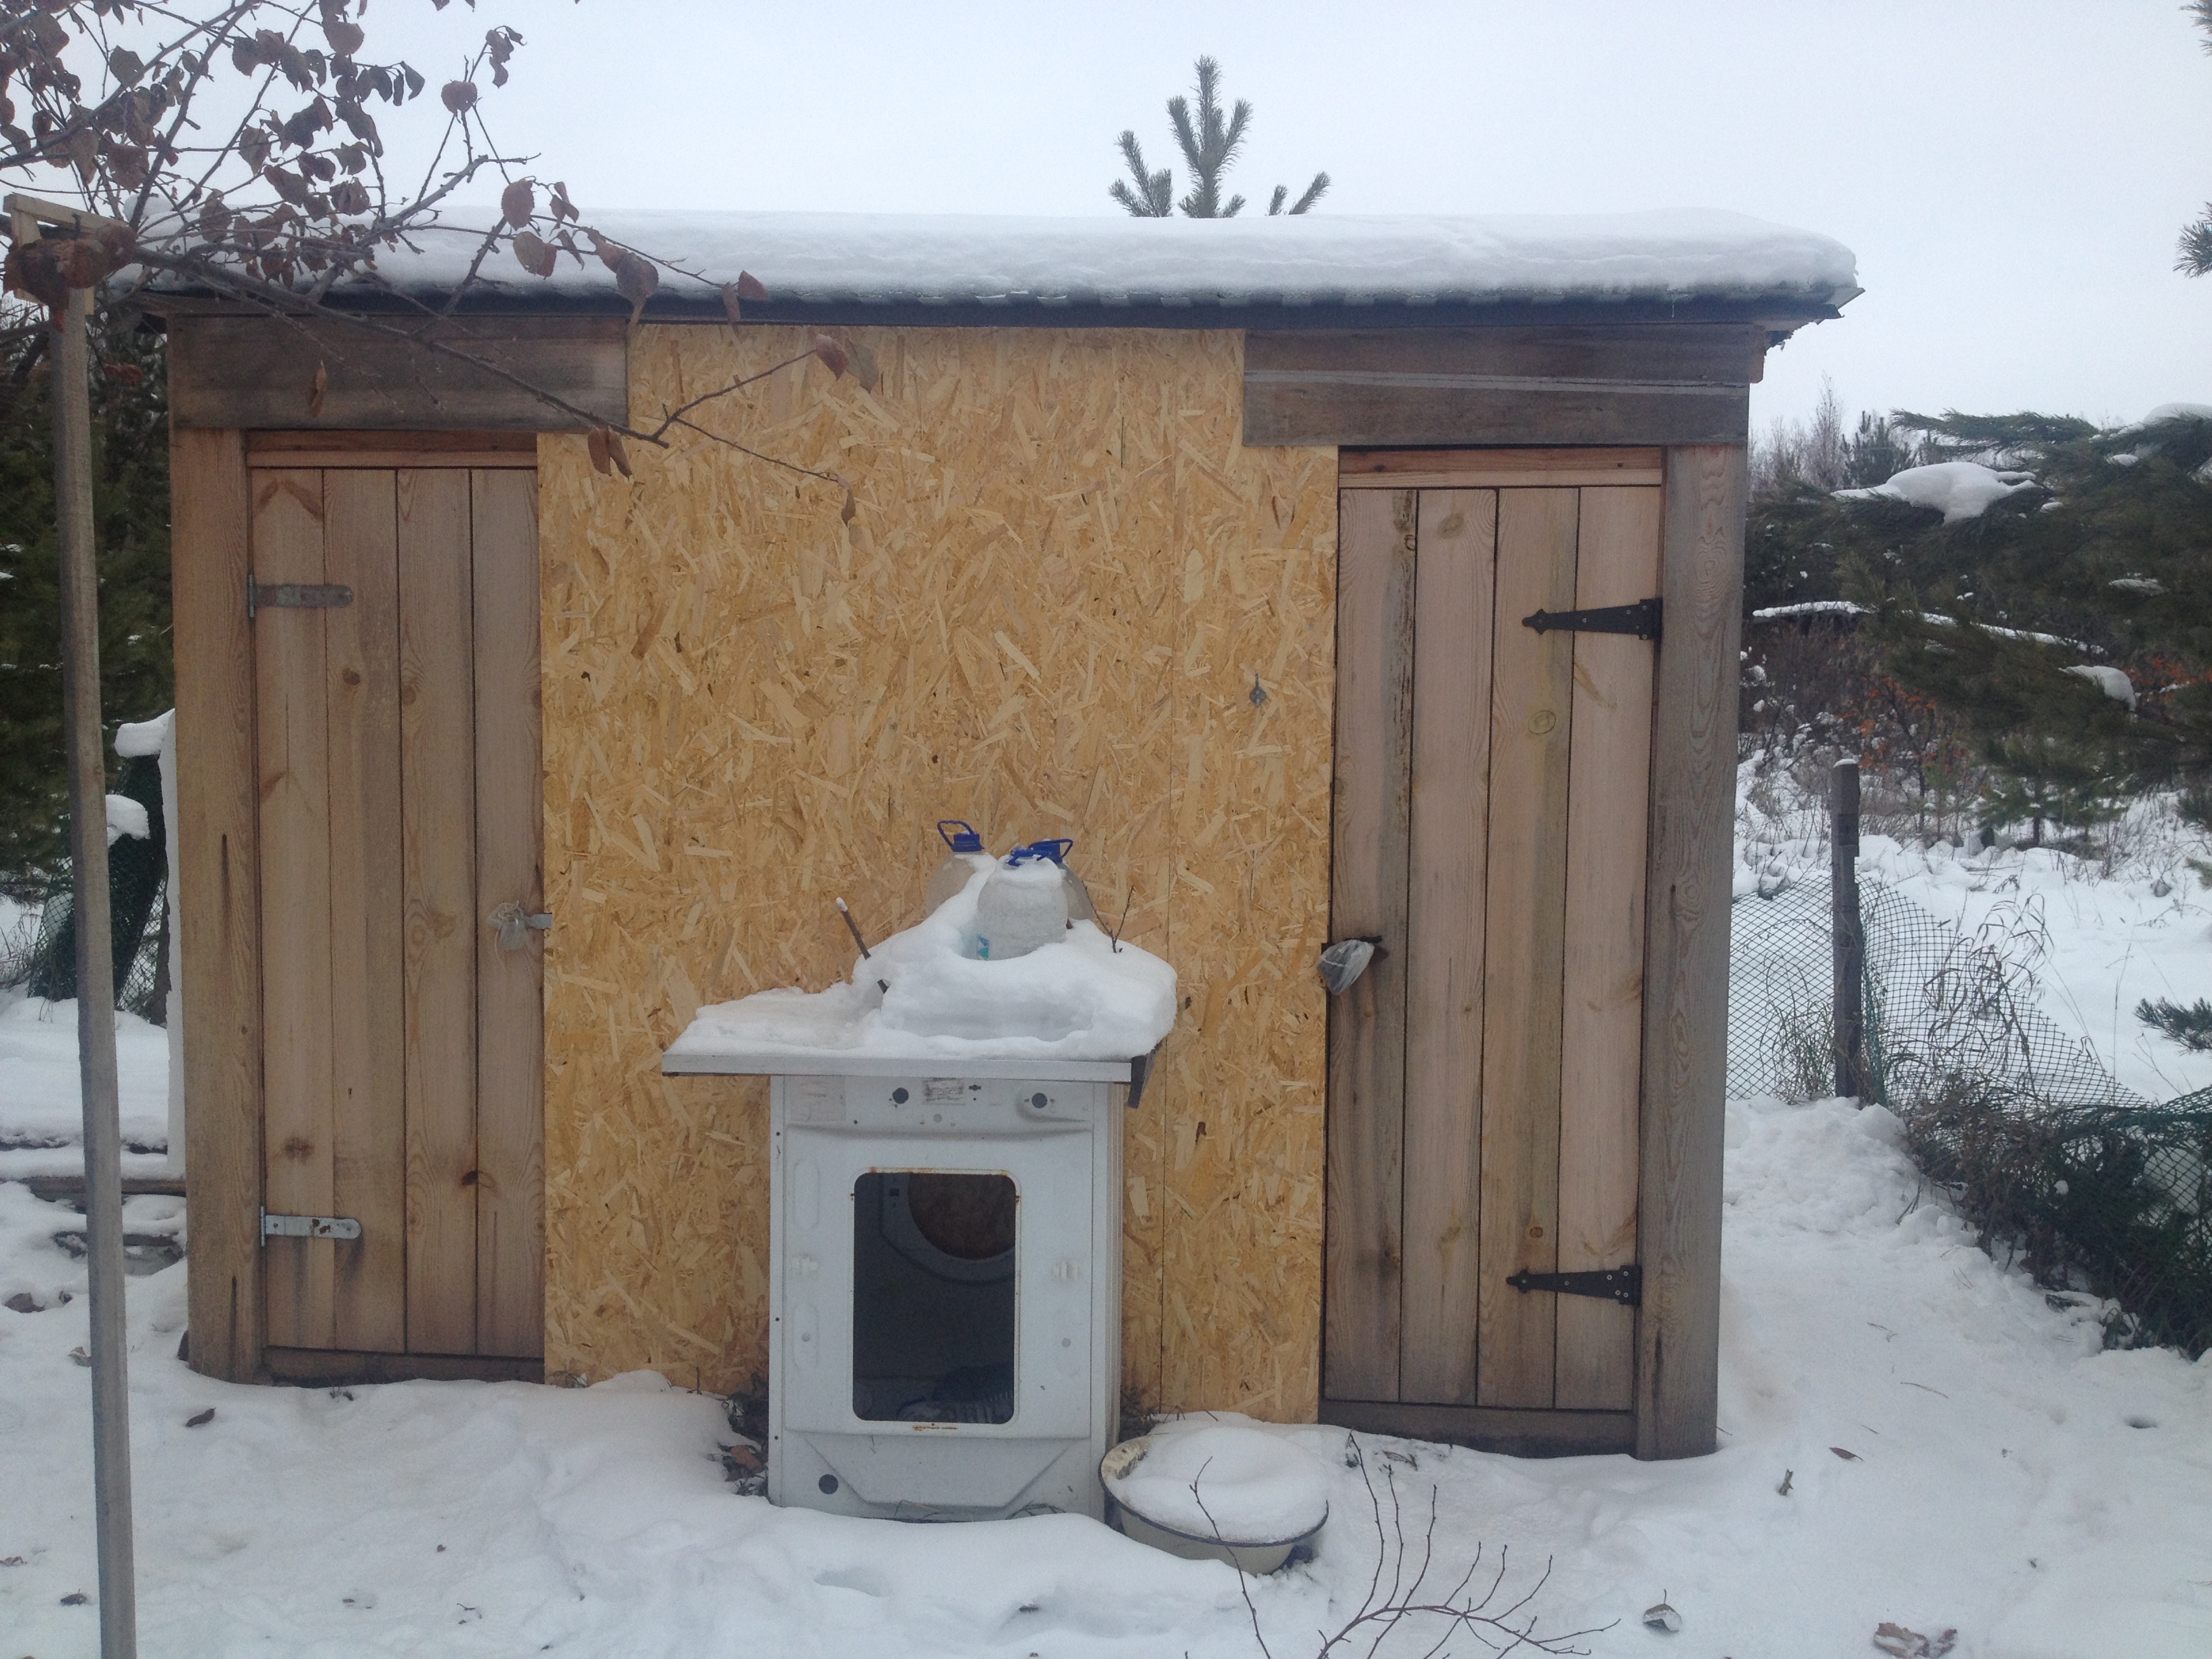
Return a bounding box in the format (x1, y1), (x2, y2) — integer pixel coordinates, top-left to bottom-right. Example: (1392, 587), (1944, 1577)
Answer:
(42, 252), (140, 1654)
(1830, 758), (1866, 1101)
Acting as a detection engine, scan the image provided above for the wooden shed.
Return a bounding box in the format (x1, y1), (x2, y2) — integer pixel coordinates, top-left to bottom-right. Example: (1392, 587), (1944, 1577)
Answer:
(159, 210), (1856, 1459)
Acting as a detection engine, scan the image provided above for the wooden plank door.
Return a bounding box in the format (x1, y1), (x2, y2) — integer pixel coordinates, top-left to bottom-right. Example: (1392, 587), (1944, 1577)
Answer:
(1324, 456), (1660, 1439)
(253, 464), (544, 1362)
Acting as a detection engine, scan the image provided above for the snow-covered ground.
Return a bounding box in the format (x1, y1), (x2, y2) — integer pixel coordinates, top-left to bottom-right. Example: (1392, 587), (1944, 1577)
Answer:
(7, 837), (2212, 1656)
(1738, 777), (2212, 1103)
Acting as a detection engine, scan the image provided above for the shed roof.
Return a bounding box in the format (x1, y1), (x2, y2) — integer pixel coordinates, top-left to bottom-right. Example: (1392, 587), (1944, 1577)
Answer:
(344, 208), (1860, 329)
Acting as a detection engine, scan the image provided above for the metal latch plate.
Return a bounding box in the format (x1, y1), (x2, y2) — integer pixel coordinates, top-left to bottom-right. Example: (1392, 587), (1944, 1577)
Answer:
(1505, 1264), (1641, 1305)
(262, 1210), (361, 1242)
(248, 575), (354, 618)
(1521, 598), (1662, 641)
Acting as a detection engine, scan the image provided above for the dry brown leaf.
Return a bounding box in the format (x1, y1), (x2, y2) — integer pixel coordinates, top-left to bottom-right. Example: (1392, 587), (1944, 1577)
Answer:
(736, 270), (769, 302)
(1830, 1446), (1861, 1461)
(844, 337), (880, 392)
(185, 1407), (215, 1427)
(813, 333), (849, 378)
(613, 252), (658, 325)
(605, 431), (632, 478)
(512, 230), (556, 279)
(307, 361), (327, 418)
(1872, 1622), (1957, 1658)
(324, 18), (365, 57)
(839, 485), (857, 525)
(499, 178), (535, 228)
(440, 79), (478, 115)
(586, 426), (611, 475)
(719, 282), (743, 329)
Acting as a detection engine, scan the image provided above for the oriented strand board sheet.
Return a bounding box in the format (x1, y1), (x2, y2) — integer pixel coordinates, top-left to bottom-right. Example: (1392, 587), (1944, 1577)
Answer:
(537, 326), (1338, 1416)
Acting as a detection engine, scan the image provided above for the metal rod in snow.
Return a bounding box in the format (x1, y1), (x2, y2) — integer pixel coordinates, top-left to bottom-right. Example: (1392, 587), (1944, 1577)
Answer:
(834, 897), (872, 958)
(1830, 757), (1867, 1103)
(53, 283), (139, 1656)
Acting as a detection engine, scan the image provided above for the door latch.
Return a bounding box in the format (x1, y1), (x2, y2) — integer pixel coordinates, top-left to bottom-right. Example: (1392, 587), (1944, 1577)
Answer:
(1504, 1265), (1641, 1305)
(261, 1208), (361, 1243)
(489, 903), (554, 951)
(247, 573), (353, 619)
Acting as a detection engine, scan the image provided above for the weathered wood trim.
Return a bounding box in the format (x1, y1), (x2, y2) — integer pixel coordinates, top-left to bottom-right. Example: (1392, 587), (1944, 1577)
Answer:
(1250, 377), (1747, 449)
(1246, 328), (1761, 449)
(245, 429), (537, 454)
(1321, 1399), (1635, 1458)
(174, 427), (265, 1382)
(1341, 447), (1663, 489)
(1254, 327), (1770, 384)
(169, 315), (627, 432)
(1323, 489), (1417, 1404)
(262, 1347), (544, 1386)
(1633, 445), (1746, 1460)
(250, 449), (535, 470)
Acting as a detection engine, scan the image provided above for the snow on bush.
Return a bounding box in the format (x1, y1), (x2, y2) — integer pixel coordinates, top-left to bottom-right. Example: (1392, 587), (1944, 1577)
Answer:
(1835, 461), (2039, 523)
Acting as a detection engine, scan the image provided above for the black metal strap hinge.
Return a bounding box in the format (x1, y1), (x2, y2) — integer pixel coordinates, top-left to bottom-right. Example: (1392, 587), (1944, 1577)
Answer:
(1521, 598), (1662, 641)
(248, 573), (353, 619)
(1505, 1264), (1641, 1306)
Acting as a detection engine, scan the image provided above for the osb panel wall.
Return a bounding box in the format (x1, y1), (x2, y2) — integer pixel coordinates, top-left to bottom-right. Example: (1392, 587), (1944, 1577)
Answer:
(537, 324), (1336, 1417)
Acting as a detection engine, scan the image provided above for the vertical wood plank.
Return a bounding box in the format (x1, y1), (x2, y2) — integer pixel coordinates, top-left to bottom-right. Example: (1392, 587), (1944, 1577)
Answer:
(174, 428), (264, 1381)
(471, 468), (546, 1359)
(1556, 487), (1662, 1411)
(1476, 488), (1579, 1410)
(400, 468), (480, 1355)
(1398, 489), (1496, 1404)
(322, 470), (407, 1354)
(253, 471), (335, 1351)
(1323, 488), (1416, 1403)
(1635, 446), (1747, 1459)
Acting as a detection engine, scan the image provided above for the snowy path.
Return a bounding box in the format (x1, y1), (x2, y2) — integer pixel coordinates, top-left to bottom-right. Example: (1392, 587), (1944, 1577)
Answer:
(4, 1019), (2209, 1655)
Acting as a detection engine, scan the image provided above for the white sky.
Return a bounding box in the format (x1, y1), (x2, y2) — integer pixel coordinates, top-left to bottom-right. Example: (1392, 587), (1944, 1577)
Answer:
(367, 0), (2212, 436)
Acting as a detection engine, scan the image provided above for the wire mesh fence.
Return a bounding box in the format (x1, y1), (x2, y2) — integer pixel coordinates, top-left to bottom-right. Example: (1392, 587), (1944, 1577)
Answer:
(1729, 868), (2212, 1357)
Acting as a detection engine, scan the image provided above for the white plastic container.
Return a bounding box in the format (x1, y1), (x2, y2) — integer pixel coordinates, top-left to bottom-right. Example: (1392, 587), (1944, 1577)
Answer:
(975, 842), (1071, 960)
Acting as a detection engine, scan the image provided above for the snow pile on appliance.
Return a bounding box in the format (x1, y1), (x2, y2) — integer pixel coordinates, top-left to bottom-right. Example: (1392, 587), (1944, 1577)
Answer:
(665, 855), (1175, 1067)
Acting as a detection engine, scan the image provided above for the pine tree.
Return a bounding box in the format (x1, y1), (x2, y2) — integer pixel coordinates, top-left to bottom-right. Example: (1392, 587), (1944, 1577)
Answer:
(0, 314), (171, 897)
(1110, 57), (1330, 220)
(2181, 1), (2212, 274)
(1825, 411), (2212, 824)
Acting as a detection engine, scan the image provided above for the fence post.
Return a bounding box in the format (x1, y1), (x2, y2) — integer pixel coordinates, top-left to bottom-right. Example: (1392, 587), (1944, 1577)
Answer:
(1831, 758), (1866, 1100)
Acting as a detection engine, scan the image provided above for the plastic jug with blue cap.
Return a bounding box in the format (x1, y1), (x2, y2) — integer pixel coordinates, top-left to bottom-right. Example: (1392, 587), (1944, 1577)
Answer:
(976, 840), (1078, 960)
(924, 820), (991, 916)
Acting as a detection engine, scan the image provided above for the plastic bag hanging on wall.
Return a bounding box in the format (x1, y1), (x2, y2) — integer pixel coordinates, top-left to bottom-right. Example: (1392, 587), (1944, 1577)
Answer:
(1317, 938), (1379, 996)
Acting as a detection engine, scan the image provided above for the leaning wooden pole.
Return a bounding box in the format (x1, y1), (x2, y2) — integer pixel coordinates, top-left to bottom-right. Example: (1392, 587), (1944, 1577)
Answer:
(53, 281), (140, 1657)
(1830, 757), (1866, 1101)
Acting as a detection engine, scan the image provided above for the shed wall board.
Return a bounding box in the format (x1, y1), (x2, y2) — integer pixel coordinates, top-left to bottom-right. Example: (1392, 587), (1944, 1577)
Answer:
(536, 325), (1337, 1415)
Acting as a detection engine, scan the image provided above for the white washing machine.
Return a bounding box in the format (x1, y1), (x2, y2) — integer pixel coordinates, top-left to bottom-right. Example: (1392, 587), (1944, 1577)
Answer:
(766, 1064), (1125, 1520)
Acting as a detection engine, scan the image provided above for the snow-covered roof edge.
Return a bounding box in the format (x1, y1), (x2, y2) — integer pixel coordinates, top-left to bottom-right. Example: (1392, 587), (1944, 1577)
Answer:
(308, 208), (1859, 324)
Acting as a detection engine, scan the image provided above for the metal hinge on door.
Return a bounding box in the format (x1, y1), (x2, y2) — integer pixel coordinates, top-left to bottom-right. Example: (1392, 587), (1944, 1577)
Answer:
(1521, 598), (1662, 641)
(247, 573), (353, 619)
(1504, 1264), (1641, 1306)
(261, 1208), (361, 1243)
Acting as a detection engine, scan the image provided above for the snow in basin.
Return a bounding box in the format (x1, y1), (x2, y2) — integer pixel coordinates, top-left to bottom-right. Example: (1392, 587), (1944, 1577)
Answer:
(667, 859), (1174, 1064)
(336, 207), (1858, 309)
(1835, 460), (2039, 522)
(1109, 1419), (1331, 1543)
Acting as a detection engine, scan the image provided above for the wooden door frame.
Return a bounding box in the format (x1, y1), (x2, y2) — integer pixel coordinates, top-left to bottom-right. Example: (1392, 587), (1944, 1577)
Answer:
(176, 430), (548, 1385)
(1319, 445), (1744, 1460)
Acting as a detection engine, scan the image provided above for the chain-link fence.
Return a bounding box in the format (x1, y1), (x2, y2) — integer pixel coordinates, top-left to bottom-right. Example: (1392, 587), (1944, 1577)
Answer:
(0, 752), (167, 1021)
(1729, 868), (2212, 1357)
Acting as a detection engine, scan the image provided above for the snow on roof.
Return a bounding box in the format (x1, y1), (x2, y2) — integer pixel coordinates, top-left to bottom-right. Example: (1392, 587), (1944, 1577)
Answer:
(356, 208), (1859, 316)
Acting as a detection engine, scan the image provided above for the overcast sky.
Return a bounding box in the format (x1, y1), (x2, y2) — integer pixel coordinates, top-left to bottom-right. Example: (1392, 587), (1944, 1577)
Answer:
(374, 0), (2212, 438)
